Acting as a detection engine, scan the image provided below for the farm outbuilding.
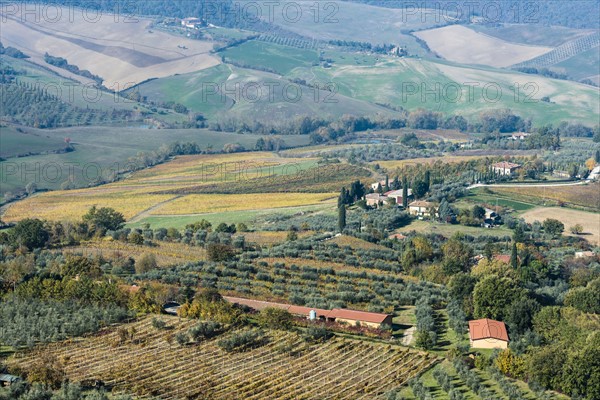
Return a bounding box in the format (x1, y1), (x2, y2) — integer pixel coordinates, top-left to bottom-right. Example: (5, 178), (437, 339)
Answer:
(328, 308), (393, 329)
(492, 162), (521, 176)
(224, 296), (392, 329)
(469, 318), (509, 349)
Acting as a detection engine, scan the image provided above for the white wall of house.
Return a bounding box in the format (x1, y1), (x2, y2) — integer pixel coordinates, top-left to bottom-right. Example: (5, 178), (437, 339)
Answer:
(470, 338), (508, 349)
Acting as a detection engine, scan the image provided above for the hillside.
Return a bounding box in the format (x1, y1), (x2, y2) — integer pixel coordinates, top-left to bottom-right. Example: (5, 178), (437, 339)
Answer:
(0, 6), (219, 86)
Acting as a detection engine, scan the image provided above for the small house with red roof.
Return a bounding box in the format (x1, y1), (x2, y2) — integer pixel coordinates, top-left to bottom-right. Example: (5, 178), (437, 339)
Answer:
(469, 318), (509, 349)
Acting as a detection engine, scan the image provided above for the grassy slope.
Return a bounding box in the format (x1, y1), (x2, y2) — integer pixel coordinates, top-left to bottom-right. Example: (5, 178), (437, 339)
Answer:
(220, 41), (319, 75)
(289, 56), (600, 126)
(268, 0), (443, 55)
(0, 125), (67, 158)
(468, 24), (593, 47)
(552, 46), (600, 82)
(130, 63), (395, 121)
(0, 126), (310, 196)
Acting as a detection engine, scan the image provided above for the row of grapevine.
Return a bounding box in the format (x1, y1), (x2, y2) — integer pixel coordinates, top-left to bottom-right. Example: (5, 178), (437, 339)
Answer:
(10, 316), (438, 399)
(513, 32), (600, 68)
(257, 34), (321, 50)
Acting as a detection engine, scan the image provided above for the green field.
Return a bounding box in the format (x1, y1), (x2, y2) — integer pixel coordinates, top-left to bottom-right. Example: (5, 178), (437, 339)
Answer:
(220, 40), (319, 75)
(288, 56), (600, 126)
(463, 190), (537, 212)
(0, 126), (310, 197)
(552, 46), (600, 82)
(129, 63), (394, 121)
(127, 203), (333, 230)
(400, 219), (513, 239)
(0, 125), (67, 158)
(469, 24), (593, 47)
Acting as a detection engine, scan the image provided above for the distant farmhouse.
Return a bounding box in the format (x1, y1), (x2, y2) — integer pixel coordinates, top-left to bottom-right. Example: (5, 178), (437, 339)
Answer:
(181, 17), (204, 29)
(365, 193), (388, 207)
(384, 189), (413, 205)
(469, 318), (509, 349)
(492, 161), (521, 176)
(224, 296), (393, 329)
(370, 180), (388, 191)
(408, 201), (437, 218)
(510, 132), (529, 140)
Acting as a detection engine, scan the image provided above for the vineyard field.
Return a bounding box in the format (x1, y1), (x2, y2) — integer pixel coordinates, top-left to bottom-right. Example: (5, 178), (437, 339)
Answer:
(9, 317), (438, 399)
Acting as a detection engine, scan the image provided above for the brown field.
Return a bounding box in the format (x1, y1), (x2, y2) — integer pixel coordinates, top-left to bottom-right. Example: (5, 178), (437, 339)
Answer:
(1, 6), (219, 86)
(414, 25), (553, 67)
(9, 317), (437, 399)
(521, 207), (600, 246)
(62, 239), (207, 266)
(491, 183), (600, 211)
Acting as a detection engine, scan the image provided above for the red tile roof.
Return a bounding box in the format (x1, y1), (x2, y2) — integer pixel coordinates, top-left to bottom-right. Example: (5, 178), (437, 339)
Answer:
(224, 296), (329, 317)
(492, 162), (521, 169)
(469, 318), (509, 341)
(224, 297), (391, 323)
(328, 308), (391, 324)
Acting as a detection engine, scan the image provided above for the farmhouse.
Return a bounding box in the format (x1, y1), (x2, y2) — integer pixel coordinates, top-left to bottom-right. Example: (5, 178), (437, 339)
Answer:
(384, 189), (413, 205)
(469, 318), (509, 349)
(329, 308), (393, 329)
(224, 296), (393, 329)
(388, 233), (407, 240)
(408, 201), (437, 217)
(181, 17), (203, 29)
(492, 162), (521, 176)
(510, 132), (529, 140)
(370, 180), (388, 191)
(366, 193), (387, 207)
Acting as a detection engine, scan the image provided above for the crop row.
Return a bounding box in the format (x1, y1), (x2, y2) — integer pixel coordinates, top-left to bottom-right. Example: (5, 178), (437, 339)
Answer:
(11, 317), (436, 399)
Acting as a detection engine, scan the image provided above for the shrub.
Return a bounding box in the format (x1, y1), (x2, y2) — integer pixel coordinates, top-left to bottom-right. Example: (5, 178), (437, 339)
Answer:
(304, 324), (332, 342)
(257, 307), (294, 330)
(217, 329), (266, 352)
(188, 321), (224, 341)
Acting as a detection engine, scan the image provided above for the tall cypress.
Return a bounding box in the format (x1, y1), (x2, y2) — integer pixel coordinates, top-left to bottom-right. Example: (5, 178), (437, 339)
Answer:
(510, 242), (519, 269)
(338, 205), (346, 232)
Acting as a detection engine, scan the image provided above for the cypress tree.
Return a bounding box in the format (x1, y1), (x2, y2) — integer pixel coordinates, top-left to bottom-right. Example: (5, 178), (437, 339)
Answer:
(338, 205), (346, 232)
(510, 242), (518, 269)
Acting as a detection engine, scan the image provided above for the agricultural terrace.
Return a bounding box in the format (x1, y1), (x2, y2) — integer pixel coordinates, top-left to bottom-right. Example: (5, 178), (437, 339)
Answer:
(9, 317), (438, 399)
(1, 152), (349, 224)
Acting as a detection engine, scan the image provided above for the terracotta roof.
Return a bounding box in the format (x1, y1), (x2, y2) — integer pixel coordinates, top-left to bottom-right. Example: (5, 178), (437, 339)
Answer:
(388, 233), (407, 240)
(469, 318), (509, 341)
(492, 161), (521, 169)
(329, 308), (391, 324)
(224, 297), (390, 323)
(224, 296), (328, 317)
